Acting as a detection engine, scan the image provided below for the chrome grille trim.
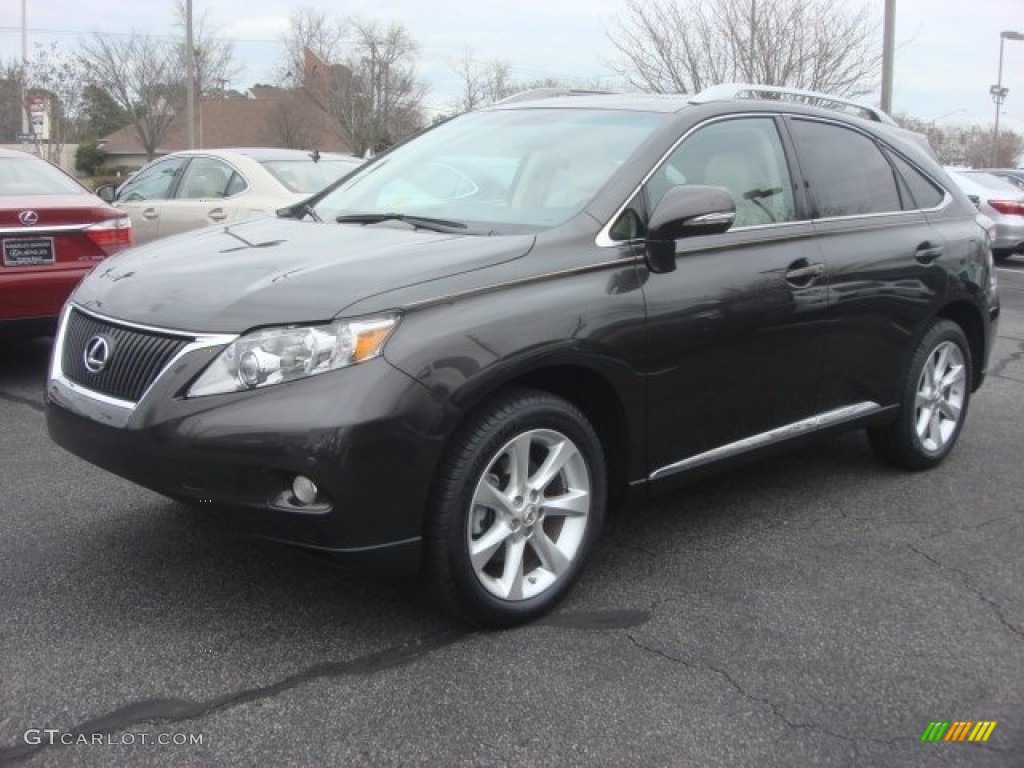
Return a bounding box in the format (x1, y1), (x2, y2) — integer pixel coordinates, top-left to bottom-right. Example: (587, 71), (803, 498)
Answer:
(49, 304), (237, 423)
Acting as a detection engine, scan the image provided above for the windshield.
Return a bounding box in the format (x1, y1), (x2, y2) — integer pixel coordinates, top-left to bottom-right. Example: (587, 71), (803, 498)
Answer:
(261, 158), (362, 194)
(313, 108), (669, 233)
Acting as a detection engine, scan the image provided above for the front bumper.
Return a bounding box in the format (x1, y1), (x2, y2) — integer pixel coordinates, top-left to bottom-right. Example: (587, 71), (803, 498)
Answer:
(46, 306), (455, 568)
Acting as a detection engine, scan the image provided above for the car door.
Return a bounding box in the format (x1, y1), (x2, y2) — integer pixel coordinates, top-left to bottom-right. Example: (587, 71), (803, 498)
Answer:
(784, 117), (951, 412)
(114, 156), (188, 244)
(637, 116), (831, 480)
(158, 156), (243, 239)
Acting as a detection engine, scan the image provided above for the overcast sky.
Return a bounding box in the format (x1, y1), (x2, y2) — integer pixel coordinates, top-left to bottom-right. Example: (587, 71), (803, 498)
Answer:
(2, 0), (1022, 132)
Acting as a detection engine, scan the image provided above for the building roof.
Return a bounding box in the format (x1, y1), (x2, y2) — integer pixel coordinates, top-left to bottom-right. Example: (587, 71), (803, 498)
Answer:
(100, 88), (352, 159)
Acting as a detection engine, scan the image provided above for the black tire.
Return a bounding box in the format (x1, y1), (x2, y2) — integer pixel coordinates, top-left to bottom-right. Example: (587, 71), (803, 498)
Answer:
(868, 319), (972, 470)
(424, 387), (606, 627)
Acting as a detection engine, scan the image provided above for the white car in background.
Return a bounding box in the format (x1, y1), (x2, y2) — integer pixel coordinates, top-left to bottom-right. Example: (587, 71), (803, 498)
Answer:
(945, 168), (1024, 262)
(99, 148), (361, 244)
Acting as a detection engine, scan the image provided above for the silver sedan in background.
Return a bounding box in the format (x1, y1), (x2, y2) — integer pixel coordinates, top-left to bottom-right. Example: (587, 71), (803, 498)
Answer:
(945, 168), (1024, 262)
(100, 148), (362, 245)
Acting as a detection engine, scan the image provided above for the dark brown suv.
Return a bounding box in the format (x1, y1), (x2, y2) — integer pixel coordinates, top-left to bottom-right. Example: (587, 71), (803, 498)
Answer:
(47, 85), (1000, 626)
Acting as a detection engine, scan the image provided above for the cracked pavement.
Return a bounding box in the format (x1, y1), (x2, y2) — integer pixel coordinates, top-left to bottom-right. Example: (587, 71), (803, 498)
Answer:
(1, 264), (1023, 767)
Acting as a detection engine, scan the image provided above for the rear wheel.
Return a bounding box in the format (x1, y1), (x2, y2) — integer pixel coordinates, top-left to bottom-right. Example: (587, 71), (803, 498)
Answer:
(425, 388), (606, 627)
(868, 319), (971, 470)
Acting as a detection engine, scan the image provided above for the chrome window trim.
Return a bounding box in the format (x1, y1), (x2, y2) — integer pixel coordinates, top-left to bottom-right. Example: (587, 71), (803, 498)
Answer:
(649, 402), (883, 481)
(596, 112), (804, 248)
(785, 115), (954, 218)
(48, 303), (237, 427)
(596, 112), (954, 248)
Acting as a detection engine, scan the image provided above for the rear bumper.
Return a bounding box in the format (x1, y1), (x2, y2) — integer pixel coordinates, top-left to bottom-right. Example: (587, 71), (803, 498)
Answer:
(992, 217), (1024, 252)
(0, 266), (93, 322)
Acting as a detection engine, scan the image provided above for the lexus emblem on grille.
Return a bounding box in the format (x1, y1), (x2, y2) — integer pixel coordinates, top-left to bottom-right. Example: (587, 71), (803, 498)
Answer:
(18, 210), (39, 226)
(83, 336), (112, 373)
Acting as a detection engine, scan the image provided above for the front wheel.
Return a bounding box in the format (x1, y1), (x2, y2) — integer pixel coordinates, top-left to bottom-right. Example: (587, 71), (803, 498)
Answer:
(424, 388), (606, 627)
(868, 319), (972, 470)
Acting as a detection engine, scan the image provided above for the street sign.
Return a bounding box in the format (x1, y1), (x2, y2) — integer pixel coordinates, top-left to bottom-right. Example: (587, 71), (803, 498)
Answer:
(16, 133), (35, 142)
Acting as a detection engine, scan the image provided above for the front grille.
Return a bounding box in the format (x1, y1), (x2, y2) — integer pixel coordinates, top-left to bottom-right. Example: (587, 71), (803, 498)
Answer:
(62, 308), (192, 402)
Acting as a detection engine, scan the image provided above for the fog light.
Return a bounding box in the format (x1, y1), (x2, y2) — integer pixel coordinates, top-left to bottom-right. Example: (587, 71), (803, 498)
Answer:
(292, 475), (319, 506)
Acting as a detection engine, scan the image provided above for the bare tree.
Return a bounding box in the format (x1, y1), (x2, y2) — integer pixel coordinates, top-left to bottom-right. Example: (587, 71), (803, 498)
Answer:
(447, 53), (610, 116)
(329, 18), (428, 154)
(79, 32), (185, 160)
(24, 42), (87, 163)
(173, 0), (240, 97)
(608, 0), (880, 96)
(894, 114), (1024, 168)
(963, 129), (1023, 169)
(449, 48), (488, 113)
(448, 54), (526, 113)
(278, 6), (347, 86)
(0, 59), (24, 142)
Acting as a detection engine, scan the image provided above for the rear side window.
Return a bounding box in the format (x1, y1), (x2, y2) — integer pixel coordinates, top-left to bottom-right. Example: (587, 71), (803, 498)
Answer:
(176, 157), (235, 200)
(789, 119), (901, 217)
(887, 153), (945, 210)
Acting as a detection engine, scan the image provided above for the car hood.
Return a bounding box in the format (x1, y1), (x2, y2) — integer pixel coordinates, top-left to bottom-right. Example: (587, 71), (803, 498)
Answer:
(72, 217), (534, 332)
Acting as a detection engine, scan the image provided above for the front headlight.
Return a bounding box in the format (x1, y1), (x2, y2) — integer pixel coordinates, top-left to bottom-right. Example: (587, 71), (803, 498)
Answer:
(187, 314), (399, 397)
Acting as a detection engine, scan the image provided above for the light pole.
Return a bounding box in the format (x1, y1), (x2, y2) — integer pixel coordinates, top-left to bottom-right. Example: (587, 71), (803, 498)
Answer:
(185, 0), (195, 150)
(992, 30), (1024, 167)
(880, 0), (896, 113)
(20, 0), (28, 140)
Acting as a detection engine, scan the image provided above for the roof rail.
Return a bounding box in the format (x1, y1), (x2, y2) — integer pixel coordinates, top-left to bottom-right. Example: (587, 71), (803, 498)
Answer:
(492, 87), (618, 106)
(689, 83), (896, 126)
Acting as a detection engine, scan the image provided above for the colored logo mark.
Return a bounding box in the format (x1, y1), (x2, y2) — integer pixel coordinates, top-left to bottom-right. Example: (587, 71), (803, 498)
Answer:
(921, 721), (997, 743)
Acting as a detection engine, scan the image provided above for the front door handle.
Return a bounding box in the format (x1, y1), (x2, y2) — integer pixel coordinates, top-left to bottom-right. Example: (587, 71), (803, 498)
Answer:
(208, 208), (227, 222)
(784, 260), (825, 285)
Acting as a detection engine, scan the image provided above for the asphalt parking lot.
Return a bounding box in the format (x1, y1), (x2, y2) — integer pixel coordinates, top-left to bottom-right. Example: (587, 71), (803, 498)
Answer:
(2, 264), (1023, 768)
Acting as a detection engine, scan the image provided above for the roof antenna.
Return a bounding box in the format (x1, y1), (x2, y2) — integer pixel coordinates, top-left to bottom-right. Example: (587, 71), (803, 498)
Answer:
(309, 149), (320, 163)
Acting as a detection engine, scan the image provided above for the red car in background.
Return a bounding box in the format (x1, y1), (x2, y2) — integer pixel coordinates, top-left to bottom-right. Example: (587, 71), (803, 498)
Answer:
(1, 148), (133, 336)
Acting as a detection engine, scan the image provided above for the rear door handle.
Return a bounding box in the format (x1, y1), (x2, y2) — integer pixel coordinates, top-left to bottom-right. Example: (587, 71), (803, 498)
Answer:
(915, 241), (943, 264)
(142, 207), (158, 220)
(784, 260), (825, 285)
(208, 208), (227, 222)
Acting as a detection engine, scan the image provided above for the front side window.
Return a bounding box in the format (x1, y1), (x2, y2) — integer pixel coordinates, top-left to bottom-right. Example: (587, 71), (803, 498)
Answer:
(645, 117), (797, 228)
(313, 108), (669, 233)
(789, 119), (901, 217)
(118, 157), (187, 201)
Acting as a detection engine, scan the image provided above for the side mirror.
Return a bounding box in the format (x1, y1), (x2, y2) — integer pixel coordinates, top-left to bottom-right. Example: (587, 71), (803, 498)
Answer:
(95, 184), (116, 203)
(645, 185), (736, 274)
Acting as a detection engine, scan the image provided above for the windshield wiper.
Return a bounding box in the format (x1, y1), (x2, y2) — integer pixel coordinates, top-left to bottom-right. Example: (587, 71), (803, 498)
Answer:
(335, 212), (467, 232)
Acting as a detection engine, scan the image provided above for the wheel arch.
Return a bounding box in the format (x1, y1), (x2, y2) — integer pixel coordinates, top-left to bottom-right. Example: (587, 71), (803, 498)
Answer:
(442, 360), (639, 513)
(933, 300), (986, 390)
